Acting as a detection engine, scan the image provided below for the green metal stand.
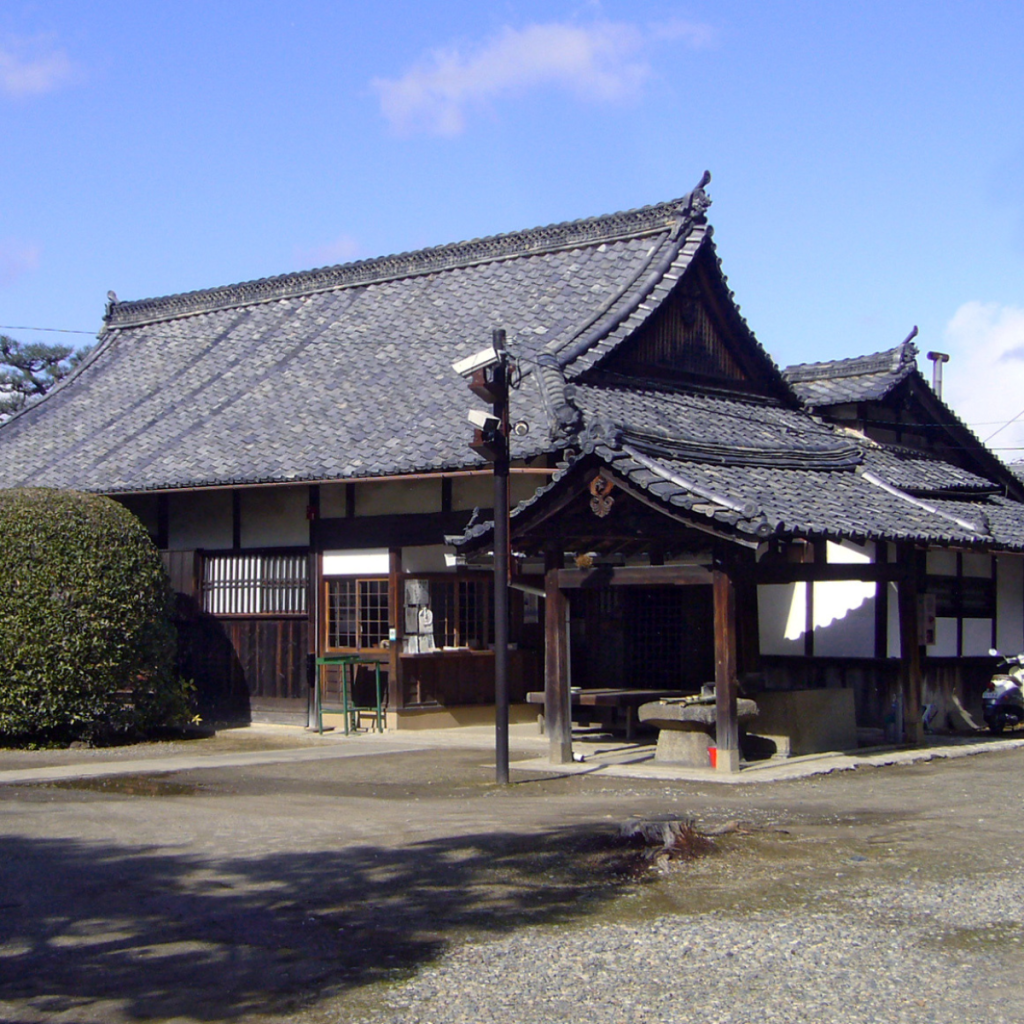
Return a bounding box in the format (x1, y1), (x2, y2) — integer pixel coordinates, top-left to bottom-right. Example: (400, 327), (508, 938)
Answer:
(314, 655), (384, 735)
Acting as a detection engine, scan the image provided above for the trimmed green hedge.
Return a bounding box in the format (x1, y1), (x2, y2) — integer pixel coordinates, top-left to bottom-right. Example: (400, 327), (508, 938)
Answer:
(0, 488), (188, 742)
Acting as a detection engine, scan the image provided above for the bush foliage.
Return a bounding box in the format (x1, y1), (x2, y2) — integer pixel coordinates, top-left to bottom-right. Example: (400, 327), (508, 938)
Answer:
(0, 488), (188, 742)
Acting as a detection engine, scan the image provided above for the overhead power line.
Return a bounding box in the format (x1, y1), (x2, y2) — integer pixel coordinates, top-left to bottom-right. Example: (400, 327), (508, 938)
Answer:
(984, 406), (1024, 444)
(0, 324), (95, 335)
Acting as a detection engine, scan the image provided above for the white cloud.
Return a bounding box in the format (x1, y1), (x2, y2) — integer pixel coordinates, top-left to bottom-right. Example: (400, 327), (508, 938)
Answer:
(372, 19), (712, 137)
(0, 240), (41, 286)
(294, 234), (363, 268)
(941, 301), (1024, 460)
(0, 39), (74, 97)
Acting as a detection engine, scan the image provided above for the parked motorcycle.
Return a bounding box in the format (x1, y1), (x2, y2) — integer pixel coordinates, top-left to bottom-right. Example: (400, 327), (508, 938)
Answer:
(984, 649), (1024, 734)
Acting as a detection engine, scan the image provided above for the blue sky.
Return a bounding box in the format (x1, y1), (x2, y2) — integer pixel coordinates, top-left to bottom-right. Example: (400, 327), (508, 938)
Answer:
(2, 1), (1023, 449)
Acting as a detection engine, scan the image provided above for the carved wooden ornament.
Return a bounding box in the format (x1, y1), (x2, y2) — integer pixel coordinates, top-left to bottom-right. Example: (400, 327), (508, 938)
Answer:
(589, 473), (616, 518)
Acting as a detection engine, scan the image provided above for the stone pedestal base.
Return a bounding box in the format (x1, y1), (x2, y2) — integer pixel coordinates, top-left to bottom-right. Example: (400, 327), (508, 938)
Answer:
(639, 699), (759, 770)
(654, 726), (712, 767)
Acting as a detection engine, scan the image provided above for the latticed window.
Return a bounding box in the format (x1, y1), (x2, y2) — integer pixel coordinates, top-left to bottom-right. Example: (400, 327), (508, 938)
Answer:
(202, 553), (308, 615)
(326, 578), (390, 650)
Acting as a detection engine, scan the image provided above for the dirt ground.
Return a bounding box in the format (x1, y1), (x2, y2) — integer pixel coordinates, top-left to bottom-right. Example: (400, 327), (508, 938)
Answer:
(1, 732), (1023, 1022)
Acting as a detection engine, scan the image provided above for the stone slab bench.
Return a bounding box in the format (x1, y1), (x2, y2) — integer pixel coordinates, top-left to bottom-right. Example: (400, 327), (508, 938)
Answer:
(639, 699), (760, 767)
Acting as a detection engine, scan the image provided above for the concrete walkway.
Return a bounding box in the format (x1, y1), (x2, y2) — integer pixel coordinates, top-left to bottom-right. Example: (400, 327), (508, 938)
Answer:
(1, 722), (1022, 786)
(518, 732), (1024, 783)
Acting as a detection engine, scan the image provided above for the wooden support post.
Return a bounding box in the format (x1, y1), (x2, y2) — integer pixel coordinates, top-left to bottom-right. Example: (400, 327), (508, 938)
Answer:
(714, 567), (740, 773)
(897, 545), (924, 745)
(388, 548), (403, 721)
(307, 547), (321, 730)
(544, 567), (572, 764)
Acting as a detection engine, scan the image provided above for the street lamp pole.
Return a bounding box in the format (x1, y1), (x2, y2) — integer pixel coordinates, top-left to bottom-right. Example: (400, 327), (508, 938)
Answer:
(456, 327), (512, 784)
(491, 329), (510, 785)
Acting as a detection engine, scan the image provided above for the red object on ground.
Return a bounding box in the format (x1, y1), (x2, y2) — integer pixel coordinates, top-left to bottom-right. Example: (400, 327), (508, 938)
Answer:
(708, 746), (718, 769)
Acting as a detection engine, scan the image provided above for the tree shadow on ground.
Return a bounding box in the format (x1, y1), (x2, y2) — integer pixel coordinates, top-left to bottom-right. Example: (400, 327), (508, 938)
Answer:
(0, 821), (639, 1021)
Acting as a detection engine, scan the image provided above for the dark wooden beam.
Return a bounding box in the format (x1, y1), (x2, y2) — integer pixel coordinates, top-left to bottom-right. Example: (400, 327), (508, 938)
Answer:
(747, 562), (909, 585)
(556, 564), (713, 589)
(388, 548), (403, 714)
(896, 544), (923, 745)
(713, 567), (740, 772)
(307, 548), (321, 728)
(544, 566), (572, 764)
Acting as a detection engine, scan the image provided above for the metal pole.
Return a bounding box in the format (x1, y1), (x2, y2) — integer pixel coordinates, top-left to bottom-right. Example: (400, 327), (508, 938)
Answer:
(492, 330), (510, 784)
(926, 351), (949, 399)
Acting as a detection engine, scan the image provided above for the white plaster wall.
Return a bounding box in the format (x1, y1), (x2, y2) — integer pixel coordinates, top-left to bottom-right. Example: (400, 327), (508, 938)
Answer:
(813, 581), (875, 656)
(323, 549), (389, 575)
(962, 552), (993, 578)
(402, 545), (453, 573)
(355, 479), (441, 517)
(997, 555), (1024, 654)
(926, 549), (957, 575)
(510, 473), (545, 506)
(931, 616), (958, 657)
(168, 490), (232, 550)
(758, 583), (807, 656)
(962, 618), (994, 656)
(826, 539), (875, 564)
(241, 486), (309, 547)
(887, 581), (901, 657)
(452, 475), (493, 512)
(320, 483), (347, 518)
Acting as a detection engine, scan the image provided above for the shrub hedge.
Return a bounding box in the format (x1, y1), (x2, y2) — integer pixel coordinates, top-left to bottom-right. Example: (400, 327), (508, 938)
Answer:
(0, 488), (189, 742)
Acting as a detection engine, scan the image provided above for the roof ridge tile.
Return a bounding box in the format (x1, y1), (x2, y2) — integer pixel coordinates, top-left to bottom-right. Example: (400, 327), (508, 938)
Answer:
(106, 196), (694, 329)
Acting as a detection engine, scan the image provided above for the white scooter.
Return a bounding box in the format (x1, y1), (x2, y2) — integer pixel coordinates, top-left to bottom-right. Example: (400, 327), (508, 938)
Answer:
(984, 649), (1024, 734)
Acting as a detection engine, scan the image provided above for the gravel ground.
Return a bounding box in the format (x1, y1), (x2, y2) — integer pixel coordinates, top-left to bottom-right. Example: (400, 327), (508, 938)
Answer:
(354, 873), (1024, 1024)
(3, 739), (1024, 1023)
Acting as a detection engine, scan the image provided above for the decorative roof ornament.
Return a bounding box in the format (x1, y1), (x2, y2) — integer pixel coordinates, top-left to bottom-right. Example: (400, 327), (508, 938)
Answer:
(672, 170), (712, 239)
(588, 473), (616, 517)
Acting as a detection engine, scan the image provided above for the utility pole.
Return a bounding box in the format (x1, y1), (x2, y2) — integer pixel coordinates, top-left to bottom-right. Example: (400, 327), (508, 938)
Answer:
(454, 328), (512, 784)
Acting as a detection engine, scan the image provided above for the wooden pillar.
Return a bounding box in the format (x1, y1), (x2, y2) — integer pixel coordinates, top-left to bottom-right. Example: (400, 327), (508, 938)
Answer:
(544, 567), (572, 764)
(897, 545), (924, 745)
(306, 543), (321, 730)
(306, 488), (321, 729)
(388, 547), (403, 719)
(713, 566), (740, 773)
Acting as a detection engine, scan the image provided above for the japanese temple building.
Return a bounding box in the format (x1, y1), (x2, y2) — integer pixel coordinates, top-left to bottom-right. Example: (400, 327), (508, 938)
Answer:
(2, 174), (1022, 768)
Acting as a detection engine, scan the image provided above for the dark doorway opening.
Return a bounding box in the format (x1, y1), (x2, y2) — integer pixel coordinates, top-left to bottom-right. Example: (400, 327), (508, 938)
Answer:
(569, 585), (714, 692)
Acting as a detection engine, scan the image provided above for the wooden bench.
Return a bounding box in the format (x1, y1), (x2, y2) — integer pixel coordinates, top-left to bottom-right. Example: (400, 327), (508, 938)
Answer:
(526, 688), (693, 740)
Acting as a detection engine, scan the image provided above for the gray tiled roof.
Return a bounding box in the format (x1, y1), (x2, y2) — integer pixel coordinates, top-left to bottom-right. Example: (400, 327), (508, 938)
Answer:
(861, 444), (999, 496)
(784, 341), (919, 407)
(454, 380), (1024, 551)
(0, 185), (713, 493)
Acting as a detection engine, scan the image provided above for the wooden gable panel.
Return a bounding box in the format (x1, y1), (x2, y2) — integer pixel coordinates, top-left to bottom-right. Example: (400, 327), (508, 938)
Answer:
(608, 283), (747, 383)
(594, 244), (795, 404)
